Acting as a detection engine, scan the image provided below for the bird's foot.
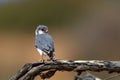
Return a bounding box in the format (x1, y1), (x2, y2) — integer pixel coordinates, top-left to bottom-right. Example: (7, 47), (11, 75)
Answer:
(48, 58), (57, 62)
(46, 59), (51, 61)
(51, 57), (57, 62)
(38, 59), (45, 63)
(47, 58), (56, 61)
(41, 60), (45, 63)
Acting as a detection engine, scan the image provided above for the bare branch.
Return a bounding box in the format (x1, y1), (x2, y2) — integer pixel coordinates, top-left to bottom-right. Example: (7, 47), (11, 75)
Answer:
(10, 60), (120, 80)
(40, 69), (57, 79)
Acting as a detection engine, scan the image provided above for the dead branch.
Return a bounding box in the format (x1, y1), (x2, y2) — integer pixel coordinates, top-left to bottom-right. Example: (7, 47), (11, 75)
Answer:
(10, 60), (120, 80)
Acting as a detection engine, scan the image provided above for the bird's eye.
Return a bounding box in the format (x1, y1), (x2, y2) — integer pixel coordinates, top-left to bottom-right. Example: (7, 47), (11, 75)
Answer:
(41, 29), (45, 31)
(41, 29), (46, 33)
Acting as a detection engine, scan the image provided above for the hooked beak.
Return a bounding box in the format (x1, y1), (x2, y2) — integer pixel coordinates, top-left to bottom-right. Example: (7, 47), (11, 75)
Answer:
(46, 30), (48, 33)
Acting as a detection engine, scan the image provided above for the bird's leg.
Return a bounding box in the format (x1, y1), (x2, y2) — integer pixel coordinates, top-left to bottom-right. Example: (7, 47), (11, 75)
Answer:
(46, 57), (51, 61)
(41, 55), (45, 63)
(51, 53), (56, 61)
(53, 53), (56, 61)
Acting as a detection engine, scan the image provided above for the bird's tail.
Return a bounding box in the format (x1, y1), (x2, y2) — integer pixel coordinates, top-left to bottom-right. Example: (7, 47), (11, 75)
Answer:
(43, 49), (56, 61)
(49, 52), (56, 61)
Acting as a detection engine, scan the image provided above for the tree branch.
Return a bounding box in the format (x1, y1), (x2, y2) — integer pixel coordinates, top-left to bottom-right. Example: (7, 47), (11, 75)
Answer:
(10, 60), (120, 80)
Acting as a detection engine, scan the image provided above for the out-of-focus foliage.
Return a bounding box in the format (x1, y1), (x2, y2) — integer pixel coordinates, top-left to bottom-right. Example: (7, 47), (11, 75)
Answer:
(0, 0), (115, 31)
(0, 0), (85, 31)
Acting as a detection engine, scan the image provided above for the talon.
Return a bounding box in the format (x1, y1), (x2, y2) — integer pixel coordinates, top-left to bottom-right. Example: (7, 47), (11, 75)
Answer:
(46, 59), (50, 61)
(42, 60), (45, 63)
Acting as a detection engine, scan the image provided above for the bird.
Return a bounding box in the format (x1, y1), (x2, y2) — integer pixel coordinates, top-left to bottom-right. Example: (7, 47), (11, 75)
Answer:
(35, 25), (56, 61)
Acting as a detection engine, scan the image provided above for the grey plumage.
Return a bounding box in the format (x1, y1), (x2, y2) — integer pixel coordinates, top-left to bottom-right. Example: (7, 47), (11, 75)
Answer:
(35, 25), (56, 61)
(35, 34), (55, 53)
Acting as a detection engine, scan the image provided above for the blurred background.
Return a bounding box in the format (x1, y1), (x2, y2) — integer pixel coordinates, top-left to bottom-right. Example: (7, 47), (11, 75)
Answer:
(0, 0), (120, 80)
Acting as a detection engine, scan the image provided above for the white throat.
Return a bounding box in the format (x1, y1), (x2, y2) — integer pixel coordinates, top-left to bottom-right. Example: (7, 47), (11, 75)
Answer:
(38, 30), (44, 34)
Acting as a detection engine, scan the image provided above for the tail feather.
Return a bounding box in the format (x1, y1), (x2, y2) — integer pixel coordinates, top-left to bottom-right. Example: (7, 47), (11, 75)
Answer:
(49, 52), (56, 61)
(42, 49), (56, 61)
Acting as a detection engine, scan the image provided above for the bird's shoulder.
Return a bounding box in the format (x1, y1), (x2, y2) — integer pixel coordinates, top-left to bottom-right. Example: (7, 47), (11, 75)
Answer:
(36, 33), (52, 39)
(36, 34), (54, 45)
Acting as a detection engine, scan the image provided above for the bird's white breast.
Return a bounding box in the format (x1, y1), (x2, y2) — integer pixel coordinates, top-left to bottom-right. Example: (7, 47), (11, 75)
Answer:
(39, 30), (44, 34)
(36, 48), (47, 56)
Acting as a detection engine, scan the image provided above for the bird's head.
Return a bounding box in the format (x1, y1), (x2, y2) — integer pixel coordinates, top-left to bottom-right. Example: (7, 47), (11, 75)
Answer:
(35, 25), (48, 35)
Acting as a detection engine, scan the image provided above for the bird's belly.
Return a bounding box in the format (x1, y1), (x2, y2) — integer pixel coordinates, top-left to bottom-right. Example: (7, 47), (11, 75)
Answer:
(36, 48), (47, 56)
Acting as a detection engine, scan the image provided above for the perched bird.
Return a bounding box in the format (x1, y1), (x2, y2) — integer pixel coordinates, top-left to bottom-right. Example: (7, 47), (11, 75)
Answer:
(35, 25), (56, 61)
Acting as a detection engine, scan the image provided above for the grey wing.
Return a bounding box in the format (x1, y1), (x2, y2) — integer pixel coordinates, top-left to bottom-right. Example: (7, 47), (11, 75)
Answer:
(35, 34), (55, 52)
(44, 34), (55, 52)
(47, 34), (55, 52)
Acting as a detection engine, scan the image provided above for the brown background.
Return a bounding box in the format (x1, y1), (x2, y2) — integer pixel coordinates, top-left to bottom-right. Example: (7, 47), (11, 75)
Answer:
(0, 0), (120, 80)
